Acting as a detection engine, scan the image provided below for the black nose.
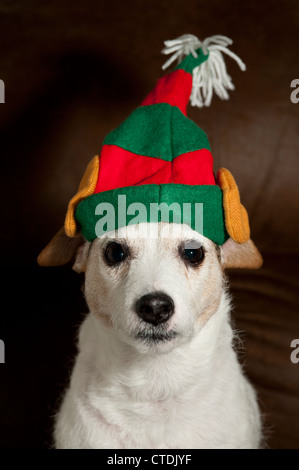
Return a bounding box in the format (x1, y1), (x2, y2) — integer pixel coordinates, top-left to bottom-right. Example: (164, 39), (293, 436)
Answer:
(135, 292), (175, 326)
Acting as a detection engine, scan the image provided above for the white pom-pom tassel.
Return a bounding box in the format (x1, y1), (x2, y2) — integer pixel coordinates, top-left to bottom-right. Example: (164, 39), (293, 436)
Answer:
(162, 34), (246, 108)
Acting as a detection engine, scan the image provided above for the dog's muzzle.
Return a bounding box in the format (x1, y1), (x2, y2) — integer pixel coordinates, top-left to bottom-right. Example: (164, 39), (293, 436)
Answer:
(135, 292), (174, 326)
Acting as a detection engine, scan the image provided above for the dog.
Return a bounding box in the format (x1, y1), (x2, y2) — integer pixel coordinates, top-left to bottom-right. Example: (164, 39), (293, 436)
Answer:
(38, 220), (263, 449)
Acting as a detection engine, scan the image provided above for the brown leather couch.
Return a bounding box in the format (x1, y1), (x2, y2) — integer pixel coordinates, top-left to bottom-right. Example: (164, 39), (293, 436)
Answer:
(0, 0), (298, 448)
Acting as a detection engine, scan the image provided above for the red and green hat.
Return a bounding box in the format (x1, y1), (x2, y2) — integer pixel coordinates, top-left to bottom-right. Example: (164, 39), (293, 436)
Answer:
(65, 34), (250, 245)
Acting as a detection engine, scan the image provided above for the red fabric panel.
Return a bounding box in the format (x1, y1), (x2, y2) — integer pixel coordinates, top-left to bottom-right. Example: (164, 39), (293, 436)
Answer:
(94, 145), (216, 193)
(172, 149), (216, 185)
(141, 70), (192, 115)
(95, 145), (171, 192)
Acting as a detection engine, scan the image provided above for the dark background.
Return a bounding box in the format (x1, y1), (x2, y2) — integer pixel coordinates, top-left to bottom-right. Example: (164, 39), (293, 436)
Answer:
(0, 0), (299, 449)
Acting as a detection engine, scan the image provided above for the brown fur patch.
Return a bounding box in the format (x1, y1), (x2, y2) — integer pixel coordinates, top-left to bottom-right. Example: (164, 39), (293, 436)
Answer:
(94, 311), (112, 328)
(198, 292), (222, 326)
(37, 227), (84, 267)
(196, 256), (224, 327)
(221, 238), (263, 270)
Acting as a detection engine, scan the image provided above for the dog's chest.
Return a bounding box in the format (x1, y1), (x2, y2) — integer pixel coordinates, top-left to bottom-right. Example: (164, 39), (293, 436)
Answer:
(82, 372), (246, 449)
(86, 392), (209, 448)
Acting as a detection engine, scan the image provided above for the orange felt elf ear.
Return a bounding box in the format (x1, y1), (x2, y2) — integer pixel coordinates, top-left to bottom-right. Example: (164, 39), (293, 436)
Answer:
(217, 168), (250, 244)
(65, 155), (100, 237)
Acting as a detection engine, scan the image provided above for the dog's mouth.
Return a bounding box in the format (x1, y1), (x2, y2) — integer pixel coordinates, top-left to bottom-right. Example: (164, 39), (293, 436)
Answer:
(135, 327), (178, 344)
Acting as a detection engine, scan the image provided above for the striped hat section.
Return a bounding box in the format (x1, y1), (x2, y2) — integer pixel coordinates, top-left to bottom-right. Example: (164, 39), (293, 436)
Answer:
(65, 34), (250, 245)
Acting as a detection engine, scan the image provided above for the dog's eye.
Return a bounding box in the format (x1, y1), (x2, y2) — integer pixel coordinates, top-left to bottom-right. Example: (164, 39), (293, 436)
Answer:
(104, 242), (127, 265)
(180, 241), (205, 266)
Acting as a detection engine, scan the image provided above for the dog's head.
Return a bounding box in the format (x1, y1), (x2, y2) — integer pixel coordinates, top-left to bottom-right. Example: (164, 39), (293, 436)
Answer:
(38, 222), (262, 354)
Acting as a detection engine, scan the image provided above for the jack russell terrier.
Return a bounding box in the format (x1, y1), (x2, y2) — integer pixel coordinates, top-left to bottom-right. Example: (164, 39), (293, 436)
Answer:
(38, 222), (263, 448)
(38, 33), (264, 449)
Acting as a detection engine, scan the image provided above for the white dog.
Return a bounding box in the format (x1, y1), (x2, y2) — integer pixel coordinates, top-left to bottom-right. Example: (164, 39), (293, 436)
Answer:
(38, 222), (263, 449)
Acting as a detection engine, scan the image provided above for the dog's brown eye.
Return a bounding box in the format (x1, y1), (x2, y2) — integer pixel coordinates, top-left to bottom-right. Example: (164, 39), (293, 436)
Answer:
(104, 242), (127, 265)
(181, 241), (205, 266)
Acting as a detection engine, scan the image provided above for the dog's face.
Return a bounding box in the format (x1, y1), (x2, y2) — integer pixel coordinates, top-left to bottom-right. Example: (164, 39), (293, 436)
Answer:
(82, 223), (224, 354)
(38, 221), (263, 354)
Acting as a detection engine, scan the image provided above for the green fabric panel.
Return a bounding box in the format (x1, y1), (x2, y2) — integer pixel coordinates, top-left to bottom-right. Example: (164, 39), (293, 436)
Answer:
(171, 107), (211, 155)
(75, 183), (228, 245)
(104, 104), (173, 161)
(103, 103), (210, 161)
(175, 47), (209, 74)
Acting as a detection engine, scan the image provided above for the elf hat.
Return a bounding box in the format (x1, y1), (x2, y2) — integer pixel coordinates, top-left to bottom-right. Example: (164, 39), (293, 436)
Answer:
(64, 34), (250, 246)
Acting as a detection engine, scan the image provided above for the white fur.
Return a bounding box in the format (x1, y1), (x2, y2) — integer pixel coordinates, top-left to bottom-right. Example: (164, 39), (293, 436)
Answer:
(54, 223), (261, 449)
